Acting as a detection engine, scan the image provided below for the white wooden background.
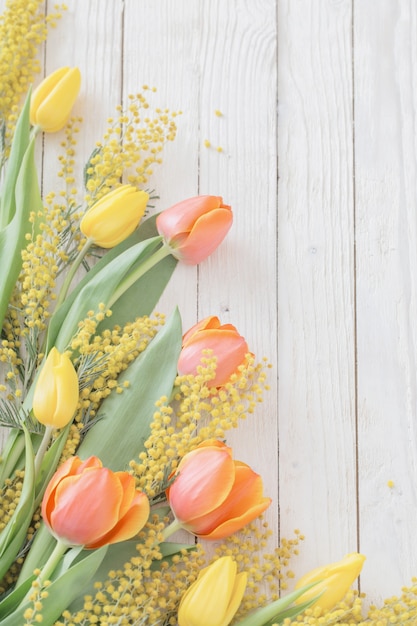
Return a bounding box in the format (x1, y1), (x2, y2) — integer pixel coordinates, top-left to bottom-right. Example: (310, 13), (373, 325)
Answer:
(2, 0), (417, 609)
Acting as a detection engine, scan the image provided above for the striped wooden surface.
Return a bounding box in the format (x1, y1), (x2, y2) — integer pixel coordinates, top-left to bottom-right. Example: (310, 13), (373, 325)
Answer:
(1, 0), (417, 606)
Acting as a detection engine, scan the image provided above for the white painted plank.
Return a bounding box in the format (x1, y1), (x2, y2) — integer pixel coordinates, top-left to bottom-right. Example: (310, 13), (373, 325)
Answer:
(354, 0), (417, 602)
(277, 0), (358, 579)
(196, 0), (279, 528)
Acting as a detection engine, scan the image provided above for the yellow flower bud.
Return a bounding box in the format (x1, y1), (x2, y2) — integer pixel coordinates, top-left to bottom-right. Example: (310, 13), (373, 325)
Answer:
(30, 66), (81, 132)
(295, 552), (366, 611)
(178, 556), (247, 626)
(33, 347), (79, 429)
(80, 185), (149, 248)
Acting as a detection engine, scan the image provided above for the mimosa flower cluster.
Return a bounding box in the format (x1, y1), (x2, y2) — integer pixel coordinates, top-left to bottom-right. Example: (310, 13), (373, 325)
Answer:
(0, 3), (416, 626)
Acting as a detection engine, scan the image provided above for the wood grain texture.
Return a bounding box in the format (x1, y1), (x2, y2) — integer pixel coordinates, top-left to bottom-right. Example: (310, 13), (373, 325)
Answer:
(277, 0), (357, 576)
(354, 0), (417, 602)
(1, 0), (417, 607)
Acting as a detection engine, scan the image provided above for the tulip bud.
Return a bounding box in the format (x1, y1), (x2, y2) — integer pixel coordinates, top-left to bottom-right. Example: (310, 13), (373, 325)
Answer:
(295, 553), (366, 611)
(178, 316), (249, 387)
(30, 66), (81, 132)
(42, 455), (150, 548)
(167, 439), (271, 540)
(178, 556), (247, 626)
(32, 347), (79, 429)
(80, 185), (149, 248)
(156, 195), (233, 264)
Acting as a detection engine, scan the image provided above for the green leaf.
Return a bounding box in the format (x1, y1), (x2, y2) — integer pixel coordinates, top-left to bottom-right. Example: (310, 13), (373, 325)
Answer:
(46, 214), (177, 352)
(0, 428), (25, 488)
(0, 546), (108, 625)
(0, 90), (31, 230)
(262, 596), (321, 624)
(77, 307), (182, 470)
(46, 236), (163, 352)
(0, 132), (42, 331)
(234, 583), (322, 626)
(0, 574), (35, 618)
(96, 214), (177, 331)
(0, 426), (35, 581)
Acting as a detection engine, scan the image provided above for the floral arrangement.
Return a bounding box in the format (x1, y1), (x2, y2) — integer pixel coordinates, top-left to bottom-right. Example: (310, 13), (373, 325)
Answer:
(0, 2), (417, 625)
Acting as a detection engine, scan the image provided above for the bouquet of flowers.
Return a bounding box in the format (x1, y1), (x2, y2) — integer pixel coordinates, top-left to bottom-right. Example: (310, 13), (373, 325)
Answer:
(0, 2), (417, 625)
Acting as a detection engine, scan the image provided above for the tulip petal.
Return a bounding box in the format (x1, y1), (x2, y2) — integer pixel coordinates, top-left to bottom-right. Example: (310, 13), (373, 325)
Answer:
(177, 208), (233, 264)
(49, 468), (123, 546)
(156, 196), (224, 240)
(222, 571), (248, 626)
(41, 456), (86, 524)
(179, 557), (237, 626)
(30, 67), (70, 125)
(294, 553), (366, 611)
(178, 329), (248, 387)
(167, 446), (235, 523)
(181, 316), (220, 345)
(113, 471), (137, 518)
(86, 490), (150, 548)
(190, 462), (271, 539)
(35, 67), (81, 132)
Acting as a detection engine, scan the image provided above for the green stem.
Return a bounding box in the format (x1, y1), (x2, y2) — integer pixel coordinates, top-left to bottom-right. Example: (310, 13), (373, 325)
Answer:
(55, 237), (93, 309)
(161, 518), (182, 541)
(33, 425), (53, 477)
(108, 242), (172, 308)
(31, 124), (42, 139)
(35, 539), (69, 587)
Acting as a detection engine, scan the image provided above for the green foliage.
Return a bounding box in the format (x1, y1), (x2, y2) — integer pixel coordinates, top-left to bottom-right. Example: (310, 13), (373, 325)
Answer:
(77, 307), (182, 470)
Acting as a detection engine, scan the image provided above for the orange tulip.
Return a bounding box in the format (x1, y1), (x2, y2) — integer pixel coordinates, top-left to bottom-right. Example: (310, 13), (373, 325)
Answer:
(177, 316), (249, 387)
(166, 440), (271, 540)
(156, 195), (233, 264)
(42, 456), (150, 548)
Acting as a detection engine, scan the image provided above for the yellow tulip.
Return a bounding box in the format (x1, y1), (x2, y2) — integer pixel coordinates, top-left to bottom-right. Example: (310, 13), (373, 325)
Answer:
(80, 185), (149, 248)
(30, 66), (81, 132)
(295, 553), (366, 611)
(33, 347), (79, 429)
(178, 556), (247, 626)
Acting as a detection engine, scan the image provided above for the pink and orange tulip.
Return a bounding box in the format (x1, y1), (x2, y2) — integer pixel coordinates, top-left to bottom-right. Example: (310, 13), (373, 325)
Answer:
(156, 195), (233, 264)
(177, 316), (249, 387)
(42, 455), (150, 548)
(166, 440), (271, 540)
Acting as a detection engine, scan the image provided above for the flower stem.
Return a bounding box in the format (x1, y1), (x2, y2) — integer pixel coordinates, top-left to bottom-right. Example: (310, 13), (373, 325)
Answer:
(34, 425), (53, 478)
(35, 539), (69, 587)
(55, 237), (93, 309)
(161, 518), (182, 541)
(107, 242), (172, 308)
